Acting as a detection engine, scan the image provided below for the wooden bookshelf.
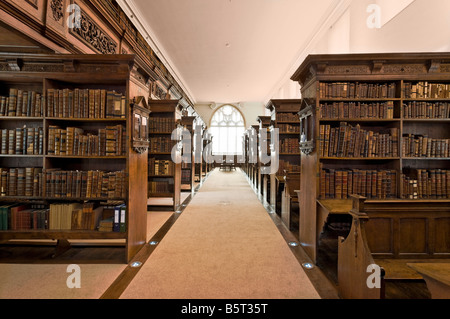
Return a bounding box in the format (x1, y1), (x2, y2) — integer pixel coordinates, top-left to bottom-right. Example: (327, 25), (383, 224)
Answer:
(147, 99), (182, 211)
(194, 120), (204, 184)
(291, 52), (450, 262)
(265, 99), (302, 214)
(0, 53), (148, 263)
(180, 116), (195, 192)
(257, 116), (272, 203)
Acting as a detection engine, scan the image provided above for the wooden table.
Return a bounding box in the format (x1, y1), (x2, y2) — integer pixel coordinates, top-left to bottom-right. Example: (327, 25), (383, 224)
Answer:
(407, 263), (450, 299)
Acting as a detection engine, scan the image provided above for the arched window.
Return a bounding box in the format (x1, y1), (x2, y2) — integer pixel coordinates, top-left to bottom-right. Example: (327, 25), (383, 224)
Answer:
(210, 105), (246, 155)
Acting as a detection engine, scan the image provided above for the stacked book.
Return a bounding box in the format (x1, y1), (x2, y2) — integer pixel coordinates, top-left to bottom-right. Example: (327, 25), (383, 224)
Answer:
(0, 126), (44, 155)
(403, 82), (450, 99)
(148, 181), (172, 195)
(149, 137), (173, 153)
(279, 138), (299, 154)
(276, 113), (298, 122)
(149, 159), (174, 176)
(403, 101), (450, 119)
(319, 123), (399, 158)
(47, 125), (125, 156)
(319, 101), (395, 119)
(0, 204), (48, 230)
(402, 134), (449, 158)
(46, 88), (126, 118)
(149, 117), (174, 133)
(401, 169), (450, 199)
(43, 169), (126, 199)
(319, 82), (397, 99)
(1, 89), (44, 117)
(0, 167), (43, 197)
(319, 166), (398, 200)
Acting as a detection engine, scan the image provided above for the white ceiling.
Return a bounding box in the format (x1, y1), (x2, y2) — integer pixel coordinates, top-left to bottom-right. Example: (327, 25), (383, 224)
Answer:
(118, 0), (347, 104)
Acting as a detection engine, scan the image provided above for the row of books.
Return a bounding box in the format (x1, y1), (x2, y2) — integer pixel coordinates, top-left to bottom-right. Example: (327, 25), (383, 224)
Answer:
(0, 202), (126, 232)
(148, 181), (173, 195)
(46, 88), (126, 119)
(0, 126), (44, 155)
(279, 138), (299, 154)
(0, 167), (43, 197)
(149, 159), (175, 176)
(319, 167), (398, 200)
(1, 89), (44, 117)
(149, 117), (175, 133)
(48, 125), (125, 156)
(278, 160), (301, 174)
(44, 169), (127, 199)
(402, 135), (449, 158)
(278, 124), (300, 133)
(319, 123), (399, 158)
(319, 82), (397, 99)
(401, 169), (450, 199)
(0, 204), (48, 231)
(319, 102), (395, 119)
(181, 169), (192, 184)
(402, 102), (450, 119)
(276, 113), (298, 122)
(149, 137), (174, 153)
(403, 82), (450, 99)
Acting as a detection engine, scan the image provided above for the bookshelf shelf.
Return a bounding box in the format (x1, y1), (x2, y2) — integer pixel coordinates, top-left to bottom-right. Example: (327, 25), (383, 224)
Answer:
(0, 54), (149, 263)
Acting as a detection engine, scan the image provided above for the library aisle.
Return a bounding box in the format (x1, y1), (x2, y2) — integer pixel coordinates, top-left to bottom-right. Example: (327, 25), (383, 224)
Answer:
(120, 168), (320, 299)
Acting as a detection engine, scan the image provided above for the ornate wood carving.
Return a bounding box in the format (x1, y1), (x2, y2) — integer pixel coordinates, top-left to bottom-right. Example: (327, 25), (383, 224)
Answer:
(298, 100), (315, 156)
(69, 4), (118, 54)
(50, 0), (64, 22)
(326, 65), (371, 75)
(382, 64), (427, 74)
(131, 97), (150, 154)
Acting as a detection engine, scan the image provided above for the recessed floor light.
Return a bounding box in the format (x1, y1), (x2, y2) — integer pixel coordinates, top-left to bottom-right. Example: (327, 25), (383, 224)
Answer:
(130, 261), (142, 268)
(289, 242), (299, 247)
(302, 263), (315, 270)
(149, 241), (158, 246)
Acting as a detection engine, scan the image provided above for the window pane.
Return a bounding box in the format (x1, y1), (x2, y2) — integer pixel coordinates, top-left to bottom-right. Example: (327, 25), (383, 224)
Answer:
(210, 105), (245, 155)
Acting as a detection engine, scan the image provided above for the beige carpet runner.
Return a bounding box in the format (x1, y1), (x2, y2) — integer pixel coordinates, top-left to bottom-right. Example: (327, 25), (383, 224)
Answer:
(120, 169), (320, 299)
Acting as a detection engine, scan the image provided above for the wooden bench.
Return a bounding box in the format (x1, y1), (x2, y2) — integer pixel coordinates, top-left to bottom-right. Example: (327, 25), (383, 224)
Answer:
(338, 196), (450, 299)
(407, 263), (450, 299)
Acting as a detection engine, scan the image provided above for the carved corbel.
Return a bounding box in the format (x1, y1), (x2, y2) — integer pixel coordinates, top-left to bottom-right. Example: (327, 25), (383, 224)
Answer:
(428, 59), (441, 73)
(372, 60), (385, 74)
(7, 58), (22, 71)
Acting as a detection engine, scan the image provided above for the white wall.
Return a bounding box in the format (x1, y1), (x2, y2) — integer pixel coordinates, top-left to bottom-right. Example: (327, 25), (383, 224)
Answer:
(272, 0), (450, 99)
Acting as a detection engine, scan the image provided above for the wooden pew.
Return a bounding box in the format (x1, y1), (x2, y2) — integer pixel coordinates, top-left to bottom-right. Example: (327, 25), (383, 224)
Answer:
(338, 195), (450, 299)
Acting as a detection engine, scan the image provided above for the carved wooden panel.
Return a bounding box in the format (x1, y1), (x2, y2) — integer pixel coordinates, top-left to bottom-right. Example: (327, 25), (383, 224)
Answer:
(325, 65), (371, 75)
(382, 64), (428, 75)
(69, 1), (117, 54)
(399, 218), (427, 254)
(366, 218), (393, 255)
(434, 218), (450, 254)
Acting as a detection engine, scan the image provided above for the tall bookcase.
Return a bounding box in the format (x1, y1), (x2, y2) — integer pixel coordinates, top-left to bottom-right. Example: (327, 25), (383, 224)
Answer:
(257, 116), (272, 202)
(266, 99), (302, 213)
(194, 120), (204, 184)
(291, 53), (450, 262)
(147, 99), (182, 211)
(180, 116), (196, 192)
(0, 53), (148, 263)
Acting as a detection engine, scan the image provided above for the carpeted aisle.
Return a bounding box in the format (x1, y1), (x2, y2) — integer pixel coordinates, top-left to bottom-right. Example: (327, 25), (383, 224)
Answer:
(120, 169), (320, 299)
